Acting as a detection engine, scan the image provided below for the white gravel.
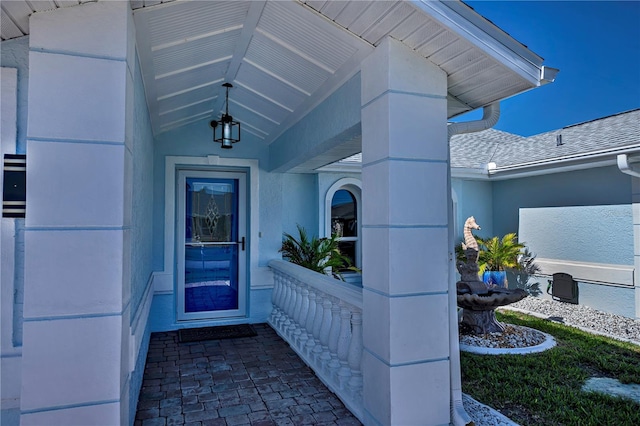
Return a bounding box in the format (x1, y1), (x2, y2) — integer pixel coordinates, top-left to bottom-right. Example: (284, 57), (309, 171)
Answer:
(461, 296), (640, 425)
(507, 296), (640, 344)
(460, 324), (546, 349)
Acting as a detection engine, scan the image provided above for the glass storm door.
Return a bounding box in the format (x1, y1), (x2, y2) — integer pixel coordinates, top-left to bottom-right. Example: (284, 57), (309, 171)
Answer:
(177, 170), (247, 320)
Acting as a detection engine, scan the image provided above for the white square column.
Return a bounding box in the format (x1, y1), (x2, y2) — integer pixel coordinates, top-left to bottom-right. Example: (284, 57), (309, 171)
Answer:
(21, 2), (134, 424)
(360, 37), (451, 425)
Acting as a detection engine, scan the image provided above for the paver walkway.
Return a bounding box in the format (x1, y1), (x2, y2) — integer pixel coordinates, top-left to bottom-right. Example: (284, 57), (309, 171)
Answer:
(135, 323), (362, 426)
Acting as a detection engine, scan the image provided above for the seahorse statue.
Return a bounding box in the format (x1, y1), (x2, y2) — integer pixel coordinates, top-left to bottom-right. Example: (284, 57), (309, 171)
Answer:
(461, 216), (481, 251)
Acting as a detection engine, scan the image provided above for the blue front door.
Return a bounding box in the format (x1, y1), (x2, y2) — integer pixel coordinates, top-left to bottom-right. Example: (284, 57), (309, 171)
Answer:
(177, 170), (247, 320)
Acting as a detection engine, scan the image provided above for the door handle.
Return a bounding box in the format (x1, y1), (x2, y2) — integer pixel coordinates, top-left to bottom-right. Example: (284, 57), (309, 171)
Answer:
(238, 236), (245, 251)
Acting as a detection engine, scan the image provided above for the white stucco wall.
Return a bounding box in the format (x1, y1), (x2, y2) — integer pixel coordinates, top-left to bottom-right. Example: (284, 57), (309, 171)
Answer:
(520, 205), (633, 265)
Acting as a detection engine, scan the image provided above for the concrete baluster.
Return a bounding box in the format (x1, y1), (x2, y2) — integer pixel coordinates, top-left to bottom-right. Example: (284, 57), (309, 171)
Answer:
(270, 272), (282, 326)
(296, 286), (310, 350)
(337, 305), (353, 390)
(327, 298), (342, 381)
(311, 293), (325, 365)
(281, 278), (293, 334)
(275, 274), (286, 330)
(304, 290), (318, 357)
(288, 281), (302, 339)
(318, 298), (333, 372)
(347, 309), (363, 400)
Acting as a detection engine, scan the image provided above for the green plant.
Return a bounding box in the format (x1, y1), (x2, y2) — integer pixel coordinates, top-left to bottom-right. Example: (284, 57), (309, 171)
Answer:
(279, 224), (358, 280)
(477, 233), (525, 274)
(513, 248), (542, 296)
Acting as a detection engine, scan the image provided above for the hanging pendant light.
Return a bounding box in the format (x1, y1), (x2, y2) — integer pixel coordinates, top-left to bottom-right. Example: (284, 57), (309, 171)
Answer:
(210, 83), (241, 149)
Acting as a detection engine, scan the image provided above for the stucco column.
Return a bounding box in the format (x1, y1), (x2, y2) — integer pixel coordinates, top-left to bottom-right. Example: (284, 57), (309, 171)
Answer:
(21, 2), (134, 424)
(360, 37), (450, 425)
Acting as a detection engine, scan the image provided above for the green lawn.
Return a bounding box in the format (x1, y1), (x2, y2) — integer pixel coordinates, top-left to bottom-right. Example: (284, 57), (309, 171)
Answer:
(461, 310), (640, 426)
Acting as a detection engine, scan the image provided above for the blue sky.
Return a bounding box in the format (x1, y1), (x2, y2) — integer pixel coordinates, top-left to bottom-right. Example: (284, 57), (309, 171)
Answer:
(454, 1), (640, 136)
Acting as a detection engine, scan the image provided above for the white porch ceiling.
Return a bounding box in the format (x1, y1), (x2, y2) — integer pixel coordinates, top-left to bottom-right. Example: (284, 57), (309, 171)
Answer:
(2, 0), (547, 146)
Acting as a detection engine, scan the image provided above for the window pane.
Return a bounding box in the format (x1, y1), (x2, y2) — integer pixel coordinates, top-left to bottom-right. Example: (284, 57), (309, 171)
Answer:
(331, 189), (357, 237)
(338, 241), (356, 270)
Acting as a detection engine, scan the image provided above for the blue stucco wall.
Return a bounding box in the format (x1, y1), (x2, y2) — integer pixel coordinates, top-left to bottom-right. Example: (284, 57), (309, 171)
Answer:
(282, 173), (318, 238)
(130, 54), (155, 321)
(128, 51), (156, 425)
(269, 73), (361, 172)
(451, 179), (494, 241)
(577, 283), (634, 318)
(492, 166), (631, 237)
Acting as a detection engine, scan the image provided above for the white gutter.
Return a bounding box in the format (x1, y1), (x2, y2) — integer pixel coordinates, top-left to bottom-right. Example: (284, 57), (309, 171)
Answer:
(446, 102), (500, 426)
(486, 146), (640, 180)
(617, 153), (640, 178)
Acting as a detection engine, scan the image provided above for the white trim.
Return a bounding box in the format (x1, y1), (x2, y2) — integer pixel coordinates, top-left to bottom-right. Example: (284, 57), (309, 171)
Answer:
(163, 156), (260, 297)
(129, 273), (154, 372)
(323, 178), (362, 268)
(536, 258), (634, 287)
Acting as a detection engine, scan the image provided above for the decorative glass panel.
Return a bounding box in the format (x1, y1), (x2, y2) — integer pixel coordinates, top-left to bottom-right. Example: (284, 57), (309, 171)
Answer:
(184, 178), (239, 313)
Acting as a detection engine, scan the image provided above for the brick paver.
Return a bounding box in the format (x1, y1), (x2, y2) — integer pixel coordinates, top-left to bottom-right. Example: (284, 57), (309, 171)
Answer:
(135, 323), (361, 426)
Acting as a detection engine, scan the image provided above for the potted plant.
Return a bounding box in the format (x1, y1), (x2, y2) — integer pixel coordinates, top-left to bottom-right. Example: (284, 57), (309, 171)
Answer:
(477, 233), (525, 288)
(280, 224), (358, 280)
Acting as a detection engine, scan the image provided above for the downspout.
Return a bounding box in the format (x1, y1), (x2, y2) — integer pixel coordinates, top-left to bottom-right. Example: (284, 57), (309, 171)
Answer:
(446, 102), (500, 426)
(617, 153), (640, 178)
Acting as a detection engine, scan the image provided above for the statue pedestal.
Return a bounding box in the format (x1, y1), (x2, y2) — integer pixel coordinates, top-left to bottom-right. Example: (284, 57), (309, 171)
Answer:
(461, 309), (505, 335)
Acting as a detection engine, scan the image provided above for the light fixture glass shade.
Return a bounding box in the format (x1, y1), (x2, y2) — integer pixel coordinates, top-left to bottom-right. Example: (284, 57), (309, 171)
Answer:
(210, 115), (240, 149)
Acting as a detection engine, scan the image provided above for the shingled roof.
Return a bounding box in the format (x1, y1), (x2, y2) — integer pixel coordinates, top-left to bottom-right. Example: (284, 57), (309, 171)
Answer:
(322, 108), (639, 176)
(450, 108), (640, 172)
(449, 128), (523, 169)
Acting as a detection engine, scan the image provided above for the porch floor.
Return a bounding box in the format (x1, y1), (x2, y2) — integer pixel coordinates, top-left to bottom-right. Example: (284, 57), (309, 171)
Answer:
(135, 323), (362, 426)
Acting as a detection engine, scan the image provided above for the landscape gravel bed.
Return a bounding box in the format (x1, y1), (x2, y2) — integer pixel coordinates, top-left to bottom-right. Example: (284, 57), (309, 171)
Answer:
(460, 324), (546, 349)
(507, 296), (640, 344)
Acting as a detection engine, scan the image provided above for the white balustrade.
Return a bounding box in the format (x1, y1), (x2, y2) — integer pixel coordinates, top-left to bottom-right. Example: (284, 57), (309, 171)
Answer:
(268, 259), (363, 422)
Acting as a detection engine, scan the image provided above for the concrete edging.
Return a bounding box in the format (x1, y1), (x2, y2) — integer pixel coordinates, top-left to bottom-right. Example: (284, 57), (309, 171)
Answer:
(460, 325), (556, 355)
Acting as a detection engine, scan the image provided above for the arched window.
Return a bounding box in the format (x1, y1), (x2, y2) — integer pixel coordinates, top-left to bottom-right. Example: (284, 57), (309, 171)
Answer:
(325, 178), (361, 270)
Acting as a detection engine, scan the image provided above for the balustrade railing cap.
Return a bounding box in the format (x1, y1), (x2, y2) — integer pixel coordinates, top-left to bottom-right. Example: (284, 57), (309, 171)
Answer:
(269, 260), (363, 309)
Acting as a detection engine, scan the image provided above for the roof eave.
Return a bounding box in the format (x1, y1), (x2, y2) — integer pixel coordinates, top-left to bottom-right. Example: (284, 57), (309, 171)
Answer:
(412, 0), (544, 87)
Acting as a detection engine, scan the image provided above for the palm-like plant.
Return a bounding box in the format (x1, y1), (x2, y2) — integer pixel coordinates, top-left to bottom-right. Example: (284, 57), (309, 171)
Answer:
(513, 248), (542, 296)
(477, 233), (525, 274)
(279, 224), (357, 280)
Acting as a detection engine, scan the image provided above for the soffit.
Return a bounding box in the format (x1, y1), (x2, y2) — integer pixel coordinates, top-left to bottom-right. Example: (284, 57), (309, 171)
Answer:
(2, 0), (546, 145)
